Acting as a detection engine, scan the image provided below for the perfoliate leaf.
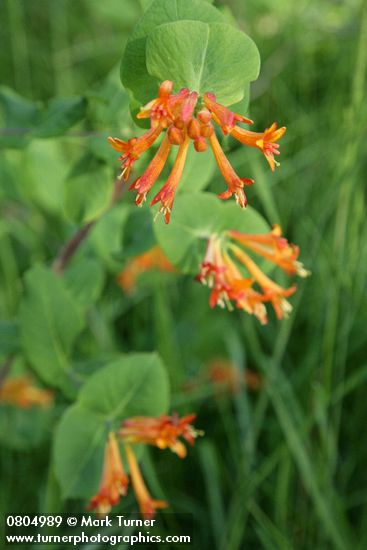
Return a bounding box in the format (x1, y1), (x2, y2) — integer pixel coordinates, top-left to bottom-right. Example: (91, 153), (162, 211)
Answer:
(53, 352), (169, 498)
(120, 0), (224, 104)
(154, 192), (270, 273)
(146, 21), (260, 105)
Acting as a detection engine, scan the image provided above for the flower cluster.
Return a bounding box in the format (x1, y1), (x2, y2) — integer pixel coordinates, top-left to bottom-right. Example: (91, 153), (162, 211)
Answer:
(119, 413), (202, 459)
(117, 245), (175, 293)
(88, 414), (201, 518)
(0, 376), (53, 408)
(109, 81), (285, 223)
(196, 225), (309, 324)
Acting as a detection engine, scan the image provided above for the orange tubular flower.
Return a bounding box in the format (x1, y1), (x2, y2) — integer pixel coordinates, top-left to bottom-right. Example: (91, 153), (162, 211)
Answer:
(88, 432), (129, 515)
(231, 123), (286, 171)
(203, 92), (253, 134)
(137, 81), (190, 128)
(130, 135), (172, 206)
(0, 376), (53, 408)
(108, 125), (162, 181)
(119, 413), (201, 459)
(150, 136), (190, 223)
(125, 444), (168, 519)
(208, 132), (254, 207)
(196, 227), (309, 323)
(108, 80), (287, 218)
(228, 224), (310, 277)
(117, 246), (176, 293)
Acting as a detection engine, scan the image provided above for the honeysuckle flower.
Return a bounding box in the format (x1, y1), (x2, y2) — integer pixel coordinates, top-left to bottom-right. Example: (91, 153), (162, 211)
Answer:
(203, 92), (253, 134)
(184, 358), (262, 395)
(125, 444), (168, 519)
(150, 136), (190, 223)
(108, 80), (286, 220)
(129, 134), (172, 206)
(0, 376), (53, 408)
(208, 359), (262, 392)
(231, 123), (286, 171)
(108, 125), (162, 181)
(88, 432), (129, 515)
(119, 413), (202, 459)
(228, 224), (310, 277)
(117, 245), (175, 293)
(208, 131), (254, 207)
(137, 81), (190, 128)
(196, 226), (309, 323)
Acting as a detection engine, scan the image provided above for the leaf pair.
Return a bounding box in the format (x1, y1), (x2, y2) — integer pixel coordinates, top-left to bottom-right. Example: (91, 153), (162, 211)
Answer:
(121, 0), (260, 109)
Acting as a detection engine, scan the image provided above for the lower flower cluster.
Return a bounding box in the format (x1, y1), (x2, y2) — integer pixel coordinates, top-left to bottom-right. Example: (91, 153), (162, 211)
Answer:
(196, 225), (310, 324)
(88, 414), (201, 518)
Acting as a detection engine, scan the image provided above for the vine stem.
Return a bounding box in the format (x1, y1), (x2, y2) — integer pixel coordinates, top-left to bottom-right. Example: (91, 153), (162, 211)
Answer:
(52, 175), (128, 275)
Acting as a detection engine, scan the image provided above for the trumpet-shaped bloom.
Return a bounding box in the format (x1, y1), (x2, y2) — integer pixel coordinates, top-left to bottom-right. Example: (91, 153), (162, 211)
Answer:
(150, 136), (190, 223)
(125, 445), (168, 519)
(108, 80), (286, 220)
(196, 227), (309, 323)
(231, 123), (286, 171)
(117, 246), (175, 293)
(119, 413), (201, 458)
(88, 433), (129, 515)
(129, 135), (172, 206)
(208, 132), (254, 207)
(108, 125), (162, 181)
(0, 376), (53, 408)
(204, 92), (253, 134)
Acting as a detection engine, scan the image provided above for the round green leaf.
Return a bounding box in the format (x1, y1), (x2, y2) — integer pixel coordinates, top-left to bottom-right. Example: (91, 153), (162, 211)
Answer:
(146, 21), (260, 105)
(19, 265), (85, 394)
(53, 353), (170, 499)
(120, 0), (225, 104)
(154, 192), (270, 273)
(63, 158), (114, 224)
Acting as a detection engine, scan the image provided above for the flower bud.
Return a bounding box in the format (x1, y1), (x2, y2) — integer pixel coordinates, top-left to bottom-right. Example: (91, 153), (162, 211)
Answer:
(200, 124), (214, 138)
(194, 137), (207, 152)
(197, 109), (212, 124)
(168, 126), (184, 145)
(174, 118), (185, 130)
(188, 119), (201, 139)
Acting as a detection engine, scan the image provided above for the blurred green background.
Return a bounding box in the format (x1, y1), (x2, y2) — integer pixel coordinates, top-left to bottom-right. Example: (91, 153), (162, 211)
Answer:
(1, 0), (367, 548)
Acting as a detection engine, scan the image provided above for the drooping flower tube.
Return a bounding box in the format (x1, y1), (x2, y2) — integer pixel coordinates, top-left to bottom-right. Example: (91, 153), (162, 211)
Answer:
(196, 226), (309, 323)
(87, 432), (129, 515)
(125, 444), (168, 519)
(108, 80), (286, 221)
(86, 413), (202, 518)
(230, 123), (286, 171)
(117, 245), (175, 293)
(119, 413), (202, 458)
(0, 376), (53, 408)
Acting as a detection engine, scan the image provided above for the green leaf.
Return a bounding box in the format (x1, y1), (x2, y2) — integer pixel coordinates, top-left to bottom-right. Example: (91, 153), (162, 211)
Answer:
(89, 203), (131, 270)
(0, 404), (55, 451)
(146, 21), (260, 105)
(53, 352), (170, 498)
(64, 258), (105, 307)
(121, 0), (224, 104)
(178, 143), (216, 194)
(0, 86), (41, 149)
(23, 139), (69, 213)
(63, 156), (114, 224)
(0, 88), (87, 148)
(154, 192), (270, 273)
(0, 320), (19, 357)
(19, 265), (84, 392)
(31, 96), (87, 138)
